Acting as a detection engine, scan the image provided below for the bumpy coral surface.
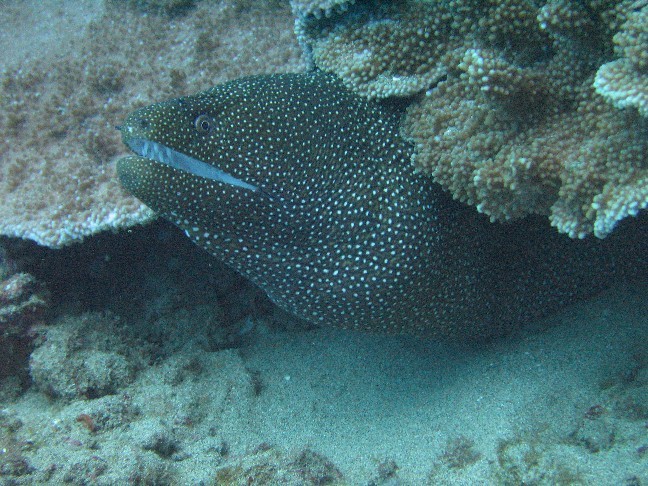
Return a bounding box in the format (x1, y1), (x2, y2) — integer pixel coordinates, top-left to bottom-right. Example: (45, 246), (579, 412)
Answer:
(2, 0), (644, 244)
(595, 3), (648, 117)
(299, 0), (648, 238)
(290, 0), (355, 18)
(305, 1), (463, 98)
(0, 1), (304, 248)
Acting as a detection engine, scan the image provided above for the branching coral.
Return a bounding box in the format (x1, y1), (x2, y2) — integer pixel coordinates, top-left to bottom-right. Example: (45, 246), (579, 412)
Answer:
(2, 0), (643, 243)
(290, 0), (355, 19)
(0, 1), (304, 248)
(595, 2), (648, 116)
(298, 0), (648, 237)
(307, 1), (458, 98)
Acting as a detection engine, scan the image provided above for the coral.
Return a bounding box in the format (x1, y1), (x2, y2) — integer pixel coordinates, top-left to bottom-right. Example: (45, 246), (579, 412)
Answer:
(596, 60), (648, 116)
(404, 78), (648, 238)
(308, 1), (454, 98)
(0, 1), (304, 248)
(290, 0), (355, 19)
(299, 0), (648, 237)
(595, 3), (648, 116)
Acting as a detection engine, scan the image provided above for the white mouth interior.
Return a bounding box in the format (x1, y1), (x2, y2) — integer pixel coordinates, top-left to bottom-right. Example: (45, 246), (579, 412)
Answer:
(127, 138), (259, 193)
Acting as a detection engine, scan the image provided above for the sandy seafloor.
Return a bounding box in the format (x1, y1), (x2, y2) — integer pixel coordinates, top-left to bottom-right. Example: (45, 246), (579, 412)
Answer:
(0, 221), (647, 485)
(0, 1), (647, 485)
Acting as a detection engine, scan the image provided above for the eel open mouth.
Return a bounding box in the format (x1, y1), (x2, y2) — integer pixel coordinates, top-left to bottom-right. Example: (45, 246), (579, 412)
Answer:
(125, 137), (260, 193)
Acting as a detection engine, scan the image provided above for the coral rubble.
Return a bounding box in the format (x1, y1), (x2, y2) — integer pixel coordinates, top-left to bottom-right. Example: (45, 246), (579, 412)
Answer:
(0, 245), (49, 390)
(29, 313), (140, 400)
(214, 446), (345, 485)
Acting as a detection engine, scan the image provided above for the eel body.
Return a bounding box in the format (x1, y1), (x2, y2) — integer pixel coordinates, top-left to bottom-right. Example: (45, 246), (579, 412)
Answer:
(117, 72), (620, 338)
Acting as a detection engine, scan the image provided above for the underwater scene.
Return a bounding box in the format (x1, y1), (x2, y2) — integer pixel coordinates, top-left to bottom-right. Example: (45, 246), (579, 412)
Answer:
(0, 0), (647, 484)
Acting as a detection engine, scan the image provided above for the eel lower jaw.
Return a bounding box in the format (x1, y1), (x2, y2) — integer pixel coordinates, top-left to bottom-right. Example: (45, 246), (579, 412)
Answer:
(125, 137), (260, 193)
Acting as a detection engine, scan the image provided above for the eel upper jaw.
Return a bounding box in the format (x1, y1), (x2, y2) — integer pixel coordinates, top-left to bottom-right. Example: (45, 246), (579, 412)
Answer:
(125, 137), (260, 193)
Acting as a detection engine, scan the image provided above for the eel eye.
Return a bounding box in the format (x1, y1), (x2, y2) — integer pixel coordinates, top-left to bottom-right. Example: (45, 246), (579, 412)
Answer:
(194, 114), (213, 133)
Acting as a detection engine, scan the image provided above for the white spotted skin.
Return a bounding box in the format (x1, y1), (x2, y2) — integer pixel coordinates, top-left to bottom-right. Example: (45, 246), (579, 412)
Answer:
(118, 73), (620, 338)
